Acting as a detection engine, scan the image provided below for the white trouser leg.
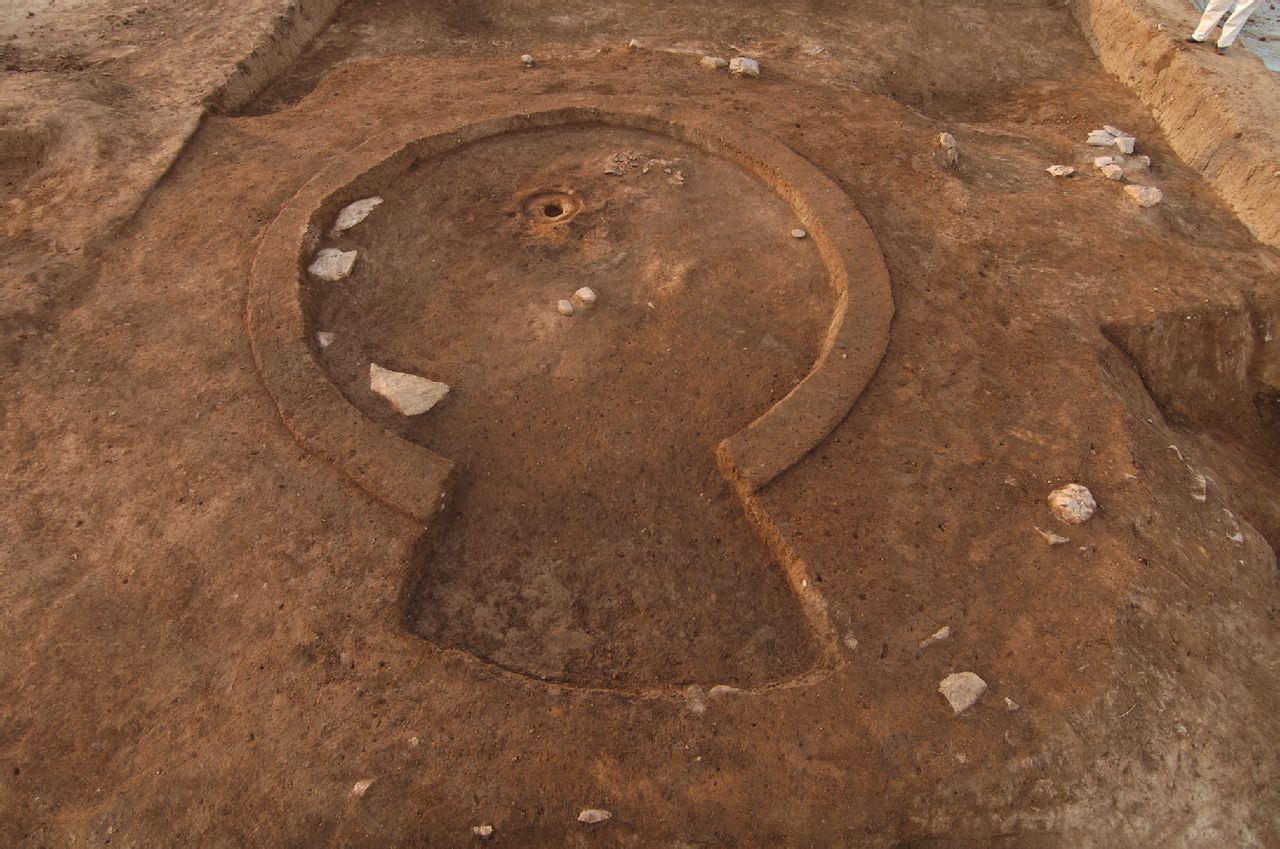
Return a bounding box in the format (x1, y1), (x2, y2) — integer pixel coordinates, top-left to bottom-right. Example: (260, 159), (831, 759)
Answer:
(1193, 0), (1234, 40)
(1219, 0), (1260, 46)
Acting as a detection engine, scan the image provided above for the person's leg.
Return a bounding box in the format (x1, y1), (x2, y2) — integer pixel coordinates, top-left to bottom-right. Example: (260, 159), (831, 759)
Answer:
(1191, 0), (1235, 41)
(1218, 0), (1260, 47)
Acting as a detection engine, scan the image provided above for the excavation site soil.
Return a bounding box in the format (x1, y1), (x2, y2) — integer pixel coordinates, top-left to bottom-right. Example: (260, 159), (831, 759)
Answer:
(2, 0), (1278, 847)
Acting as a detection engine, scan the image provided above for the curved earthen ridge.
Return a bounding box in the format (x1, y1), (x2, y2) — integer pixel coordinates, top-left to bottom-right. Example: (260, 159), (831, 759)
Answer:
(245, 100), (894, 685)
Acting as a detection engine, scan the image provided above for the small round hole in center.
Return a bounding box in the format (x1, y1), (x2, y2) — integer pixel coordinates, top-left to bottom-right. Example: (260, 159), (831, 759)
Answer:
(544, 202), (563, 218)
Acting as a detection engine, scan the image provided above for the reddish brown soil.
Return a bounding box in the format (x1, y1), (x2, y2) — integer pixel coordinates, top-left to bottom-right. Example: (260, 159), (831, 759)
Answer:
(2, 1), (1279, 847)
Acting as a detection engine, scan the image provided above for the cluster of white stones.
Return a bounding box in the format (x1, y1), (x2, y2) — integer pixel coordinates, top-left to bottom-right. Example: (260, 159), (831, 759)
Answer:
(557, 286), (598, 317)
(308, 197), (451, 417)
(697, 54), (759, 76)
(1085, 126), (1163, 207)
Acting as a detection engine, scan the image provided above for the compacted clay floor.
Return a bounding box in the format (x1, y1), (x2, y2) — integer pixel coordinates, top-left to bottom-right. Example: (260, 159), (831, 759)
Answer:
(2, 1), (1279, 847)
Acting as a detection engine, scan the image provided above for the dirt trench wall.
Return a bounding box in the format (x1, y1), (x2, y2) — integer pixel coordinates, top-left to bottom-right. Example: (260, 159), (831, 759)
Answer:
(1069, 0), (1280, 249)
(207, 0), (348, 112)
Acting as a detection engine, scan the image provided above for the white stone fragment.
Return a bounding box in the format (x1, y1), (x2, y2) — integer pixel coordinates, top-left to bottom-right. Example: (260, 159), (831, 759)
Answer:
(572, 287), (597, 308)
(1101, 163), (1124, 181)
(578, 809), (612, 824)
(557, 299), (575, 316)
(939, 672), (988, 714)
(1104, 125), (1129, 138)
(369, 364), (449, 416)
(1048, 483), (1097, 524)
(842, 632), (859, 651)
(791, 228), (808, 238)
(1035, 526), (1070, 545)
(316, 331), (336, 348)
(308, 248), (357, 282)
(472, 824), (494, 838)
(1113, 136), (1136, 155)
(1094, 155), (1117, 167)
(1087, 130), (1116, 146)
(919, 625), (953, 649)
(1046, 165), (1074, 177)
(1123, 185), (1163, 208)
(331, 197), (383, 235)
(350, 778), (374, 798)
(700, 55), (728, 70)
(1005, 697), (1021, 712)
(729, 56), (760, 77)
(521, 54), (534, 65)
(938, 132), (959, 167)
(628, 38), (643, 49)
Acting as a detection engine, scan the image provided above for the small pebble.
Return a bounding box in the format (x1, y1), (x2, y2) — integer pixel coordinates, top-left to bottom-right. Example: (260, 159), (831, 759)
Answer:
(729, 56), (760, 77)
(628, 38), (642, 49)
(700, 56), (728, 70)
(557, 299), (575, 316)
(572, 286), (597, 307)
(472, 824), (494, 838)
(521, 54), (534, 65)
(918, 625), (953, 649)
(1123, 185), (1163, 208)
(578, 809), (612, 824)
(791, 228), (807, 238)
(1048, 483), (1096, 524)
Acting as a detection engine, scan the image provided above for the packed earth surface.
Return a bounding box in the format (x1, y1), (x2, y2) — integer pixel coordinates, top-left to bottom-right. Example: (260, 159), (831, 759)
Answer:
(2, 1), (1279, 847)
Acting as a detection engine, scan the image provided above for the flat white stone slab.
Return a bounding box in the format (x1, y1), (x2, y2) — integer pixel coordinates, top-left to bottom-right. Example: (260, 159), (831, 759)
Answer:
(1046, 165), (1074, 177)
(308, 248), (357, 282)
(331, 197), (383, 235)
(369, 363), (449, 415)
(939, 671), (988, 714)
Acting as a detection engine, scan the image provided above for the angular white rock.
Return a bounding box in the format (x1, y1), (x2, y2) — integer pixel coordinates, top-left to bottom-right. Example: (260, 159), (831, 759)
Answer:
(350, 778), (374, 797)
(578, 809), (612, 824)
(316, 331), (336, 348)
(572, 287), (597, 308)
(1046, 165), (1074, 177)
(557, 299), (575, 316)
(1123, 185), (1163, 208)
(1048, 483), (1096, 524)
(472, 824), (494, 838)
(1114, 136), (1136, 155)
(331, 197), (383, 235)
(729, 56), (760, 77)
(308, 248), (358, 282)
(1094, 155), (1117, 167)
(939, 672), (987, 714)
(700, 55), (728, 70)
(1087, 130), (1116, 146)
(369, 363), (449, 416)
(1005, 697), (1021, 712)
(1104, 125), (1129, 138)
(521, 53), (534, 65)
(1101, 163), (1124, 181)
(628, 38), (643, 49)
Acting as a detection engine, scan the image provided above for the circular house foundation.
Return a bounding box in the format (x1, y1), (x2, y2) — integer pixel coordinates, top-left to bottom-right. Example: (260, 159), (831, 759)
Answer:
(246, 100), (893, 690)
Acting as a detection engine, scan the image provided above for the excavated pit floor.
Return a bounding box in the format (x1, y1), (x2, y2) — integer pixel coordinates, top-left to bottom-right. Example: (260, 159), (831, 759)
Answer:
(306, 124), (830, 687)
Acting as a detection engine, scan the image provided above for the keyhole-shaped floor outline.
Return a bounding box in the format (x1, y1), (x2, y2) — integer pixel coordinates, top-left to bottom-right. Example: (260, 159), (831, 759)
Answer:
(246, 100), (893, 694)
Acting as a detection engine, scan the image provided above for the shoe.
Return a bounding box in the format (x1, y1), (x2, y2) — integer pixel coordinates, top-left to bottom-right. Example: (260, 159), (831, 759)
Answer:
(1216, 44), (1229, 54)
(1185, 35), (1204, 43)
